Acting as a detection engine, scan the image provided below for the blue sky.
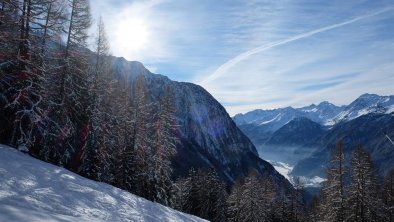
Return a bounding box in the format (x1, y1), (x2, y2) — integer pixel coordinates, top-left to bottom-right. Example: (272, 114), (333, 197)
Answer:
(90, 0), (394, 115)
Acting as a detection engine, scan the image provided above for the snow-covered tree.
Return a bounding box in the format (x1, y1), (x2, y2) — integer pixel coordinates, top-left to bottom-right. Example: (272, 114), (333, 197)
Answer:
(320, 140), (347, 222)
(382, 168), (394, 222)
(289, 177), (306, 222)
(172, 168), (228, 221)
(151, 86), (178, 205)
(79, 16), (113, 182)
(227, 178), (243, 222)
(347, 145), (382, 221)
(130, 75), (154, 198)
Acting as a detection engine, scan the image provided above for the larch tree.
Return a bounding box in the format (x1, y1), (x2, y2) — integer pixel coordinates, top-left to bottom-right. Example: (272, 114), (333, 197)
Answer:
(289, 177), (306, 222)
(320, 140), (347, 222)
(79, 16), (113, 182)
(227, 178), (244, 222)
(131, 75), (154, 199)
(0, 0), (66, 154)
(151, 86), (178, 205)
(238, 170), (265, 222)
(382, 168), (394, 222)
(58, 0), (92, 167)
(347, 145), (382, 222)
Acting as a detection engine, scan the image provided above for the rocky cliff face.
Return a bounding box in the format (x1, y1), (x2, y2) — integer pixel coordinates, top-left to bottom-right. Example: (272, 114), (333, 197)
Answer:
(112, 58), (289, 186)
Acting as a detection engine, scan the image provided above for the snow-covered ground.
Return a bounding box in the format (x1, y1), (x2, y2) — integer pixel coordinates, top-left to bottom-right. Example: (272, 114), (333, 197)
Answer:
(267, 160), (325, 187)
(299, 176), (325, 187)
(0, 145), (206, 222)
(267, 160), (293, 181)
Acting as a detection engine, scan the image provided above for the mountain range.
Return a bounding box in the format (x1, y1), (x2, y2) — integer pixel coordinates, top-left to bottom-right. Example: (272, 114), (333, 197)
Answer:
(233, 93), (394, 182)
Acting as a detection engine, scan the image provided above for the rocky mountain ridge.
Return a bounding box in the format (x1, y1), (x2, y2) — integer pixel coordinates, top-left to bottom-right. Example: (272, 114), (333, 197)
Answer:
(112, 57), (290, 187)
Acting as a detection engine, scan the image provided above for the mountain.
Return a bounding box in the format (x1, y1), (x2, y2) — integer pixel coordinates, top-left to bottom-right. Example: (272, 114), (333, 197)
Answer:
(328, 93), (394, 125)
(234, 93), (394, 184)
(233, 101), (344, 147)
(255, 117), (325, 166)
(265, 117), (326, 146)
(234, 94), (394, 132)
(112, 58), (289, 186)
(0, 144), (206, 222)
(299, 101), (345, 124)
(292, 112), (394, 178)
(233, 101), (344, 129)
(233, 94), (394, 149)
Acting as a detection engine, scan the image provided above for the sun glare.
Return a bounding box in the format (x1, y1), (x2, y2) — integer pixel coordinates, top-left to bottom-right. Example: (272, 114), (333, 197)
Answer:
(114, 17), (149, 54)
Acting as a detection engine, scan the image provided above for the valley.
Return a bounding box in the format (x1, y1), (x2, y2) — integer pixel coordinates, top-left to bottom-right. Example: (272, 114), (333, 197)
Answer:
(234, 93), (394, 187)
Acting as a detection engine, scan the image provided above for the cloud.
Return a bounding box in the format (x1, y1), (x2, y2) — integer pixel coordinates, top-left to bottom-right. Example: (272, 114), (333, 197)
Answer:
(90, 1), (394, 116)
(201, 6), (394, 85)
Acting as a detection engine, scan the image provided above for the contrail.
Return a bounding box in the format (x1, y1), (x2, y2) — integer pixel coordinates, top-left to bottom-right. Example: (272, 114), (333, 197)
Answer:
(201, 7), (394, 84)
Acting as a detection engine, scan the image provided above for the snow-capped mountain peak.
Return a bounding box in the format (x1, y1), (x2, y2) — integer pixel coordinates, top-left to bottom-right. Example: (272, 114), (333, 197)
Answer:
(234, 93), (394, 129)
(330, 93), (394, 124)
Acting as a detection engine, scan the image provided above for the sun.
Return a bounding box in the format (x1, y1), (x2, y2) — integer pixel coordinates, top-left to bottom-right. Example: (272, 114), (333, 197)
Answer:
(114, 17), (149, 53)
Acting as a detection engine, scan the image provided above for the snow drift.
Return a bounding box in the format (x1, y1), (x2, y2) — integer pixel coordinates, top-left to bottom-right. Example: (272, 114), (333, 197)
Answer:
(0, 145), (206, 222)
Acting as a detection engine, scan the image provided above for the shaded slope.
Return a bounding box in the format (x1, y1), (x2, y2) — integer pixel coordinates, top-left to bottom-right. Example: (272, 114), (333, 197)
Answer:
(292, 113), (394, 178)
(112, 58), (290, 187)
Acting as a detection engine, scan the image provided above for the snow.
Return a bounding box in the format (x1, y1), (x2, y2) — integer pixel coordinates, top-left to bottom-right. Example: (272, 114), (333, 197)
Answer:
(267, 160), (293, 181)
(267, 160), (326, 187)
(299, 176), (326, 187)
(0, 145), (206, 222)
(386, 105), (394, 114)
(258, 113), (281, 125)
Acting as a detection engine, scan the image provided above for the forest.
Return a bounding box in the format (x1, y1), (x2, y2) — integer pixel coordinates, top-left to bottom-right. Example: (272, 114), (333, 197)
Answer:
(1, 1), (394, 222)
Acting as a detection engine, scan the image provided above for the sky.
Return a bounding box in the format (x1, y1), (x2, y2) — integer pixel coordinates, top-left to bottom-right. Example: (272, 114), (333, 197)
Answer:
(90, 0), (394, 115)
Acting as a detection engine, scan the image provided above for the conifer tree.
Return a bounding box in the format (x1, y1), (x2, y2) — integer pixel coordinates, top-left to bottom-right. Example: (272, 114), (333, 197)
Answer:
(348, 145), (382, 221)
(289, 177), (306, 222)
(382, 168), (394, 222)
(79, 16), (113, 182)
(151, 86), (178, 205)
(58, 0), (91, 166)
(320, 140), (347, 222)
(227, 178), (244, 222)
(131, 75), (154, 198)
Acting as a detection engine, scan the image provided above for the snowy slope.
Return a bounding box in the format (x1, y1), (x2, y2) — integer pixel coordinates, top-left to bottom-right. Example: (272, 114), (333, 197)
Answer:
(267, 160), (293, 181)
(0, 145), (206, 222)
(234, 93), (394, 130)
(233, 101), (343, 130)
(329, 93), (394, 125)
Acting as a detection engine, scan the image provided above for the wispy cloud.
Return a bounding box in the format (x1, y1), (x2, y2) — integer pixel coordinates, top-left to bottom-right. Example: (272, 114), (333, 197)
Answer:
(91, 1), (394, 115)
(201, 6), (394, 85)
